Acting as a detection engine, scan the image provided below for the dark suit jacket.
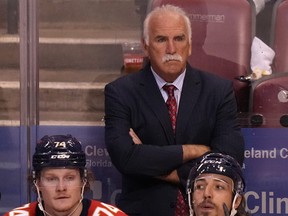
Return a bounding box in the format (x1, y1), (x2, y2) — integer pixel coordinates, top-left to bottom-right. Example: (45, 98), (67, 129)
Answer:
(104, 63), (244, 216)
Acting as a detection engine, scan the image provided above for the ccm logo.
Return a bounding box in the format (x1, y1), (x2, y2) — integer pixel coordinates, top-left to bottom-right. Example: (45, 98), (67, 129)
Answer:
(51, 154), (70, 159)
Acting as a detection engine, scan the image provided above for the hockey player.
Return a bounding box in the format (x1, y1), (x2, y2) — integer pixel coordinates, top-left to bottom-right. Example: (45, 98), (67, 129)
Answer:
(5, 134), (127, 216)
(186, 153), (250, 216)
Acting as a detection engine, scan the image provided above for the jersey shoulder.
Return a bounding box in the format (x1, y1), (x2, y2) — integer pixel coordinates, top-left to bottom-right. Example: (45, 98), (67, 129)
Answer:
(88, 200), (127, 216)
(4, 202), (38, 216)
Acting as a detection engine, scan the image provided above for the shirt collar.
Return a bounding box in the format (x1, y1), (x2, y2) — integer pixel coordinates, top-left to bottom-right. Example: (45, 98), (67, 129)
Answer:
(151, 66), (186, 91)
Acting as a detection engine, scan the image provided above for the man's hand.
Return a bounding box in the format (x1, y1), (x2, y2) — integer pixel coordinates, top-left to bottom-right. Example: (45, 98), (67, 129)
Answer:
(129, 129), (211, 184)
(129, 128), (142, 144)
(182, 145), (211, 162)
(129, 128), (180, 184)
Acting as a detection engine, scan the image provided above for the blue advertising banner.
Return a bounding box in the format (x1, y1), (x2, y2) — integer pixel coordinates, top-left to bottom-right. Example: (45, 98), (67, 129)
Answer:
(1, 126), (288, 215)
(0, 126), (22, 214)
(243, 128), (288, 215)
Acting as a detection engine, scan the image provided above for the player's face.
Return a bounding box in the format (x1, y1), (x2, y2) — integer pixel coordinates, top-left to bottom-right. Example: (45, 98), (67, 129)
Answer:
(143, 11), (191, 83)
(38, 168), (84, 215)
(192, 174), (241, 216)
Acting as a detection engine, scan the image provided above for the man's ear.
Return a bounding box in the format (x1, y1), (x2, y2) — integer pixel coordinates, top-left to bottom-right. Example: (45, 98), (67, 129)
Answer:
(142, 38), (149, 57)
(234, 194), (243, 209)
(188, 39), (192, 56)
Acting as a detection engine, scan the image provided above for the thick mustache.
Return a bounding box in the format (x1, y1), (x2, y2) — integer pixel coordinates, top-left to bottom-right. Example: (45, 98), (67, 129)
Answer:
(162, 54), (183, 63)
(199, 200), (215, 208)
(193, 199), (215, 208)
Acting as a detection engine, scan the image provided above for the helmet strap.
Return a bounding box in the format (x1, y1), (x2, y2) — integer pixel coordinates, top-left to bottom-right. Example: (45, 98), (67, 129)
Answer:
(187, 188), (194, 216)
(32, 171), (36, 180)
(230, 193), (240, 216)
(81, 179), (87, 200)
(83, 168), (87, 178)
(34, 180), (53, 216)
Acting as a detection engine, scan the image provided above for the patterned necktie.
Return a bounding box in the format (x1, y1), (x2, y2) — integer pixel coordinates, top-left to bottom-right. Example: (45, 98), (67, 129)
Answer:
(163, 85), (177, 133)
(175, 190), (188, 216)
(163, 84), (189, 216)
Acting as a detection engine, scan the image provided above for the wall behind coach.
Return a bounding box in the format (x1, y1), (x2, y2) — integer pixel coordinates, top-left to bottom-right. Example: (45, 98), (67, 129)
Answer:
(1, 126), (288, 215)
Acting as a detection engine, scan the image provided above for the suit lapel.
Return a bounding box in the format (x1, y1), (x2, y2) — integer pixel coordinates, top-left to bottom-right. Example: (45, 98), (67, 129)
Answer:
(136, 66), (176, 144)
(176, 65), (202, 137)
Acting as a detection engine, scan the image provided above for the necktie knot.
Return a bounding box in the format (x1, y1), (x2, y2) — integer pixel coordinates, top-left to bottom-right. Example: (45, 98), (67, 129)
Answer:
(163, 84), (176, 97)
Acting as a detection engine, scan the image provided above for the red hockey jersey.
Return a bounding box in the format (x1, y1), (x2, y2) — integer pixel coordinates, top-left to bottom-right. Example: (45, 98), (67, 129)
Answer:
(4, 199), (128, 216)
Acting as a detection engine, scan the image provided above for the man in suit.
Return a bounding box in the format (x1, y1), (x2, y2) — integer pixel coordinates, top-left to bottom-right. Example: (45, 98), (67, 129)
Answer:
(104, 4), (244, 216)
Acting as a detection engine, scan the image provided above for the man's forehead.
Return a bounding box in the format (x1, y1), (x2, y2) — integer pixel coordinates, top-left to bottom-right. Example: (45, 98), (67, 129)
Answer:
(154, 32), (186, 38)
(196, 173), (233, 183)
(151, 26), (188, 39)
(151, 12), (187, 28)
(41, 167), (79, 175)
